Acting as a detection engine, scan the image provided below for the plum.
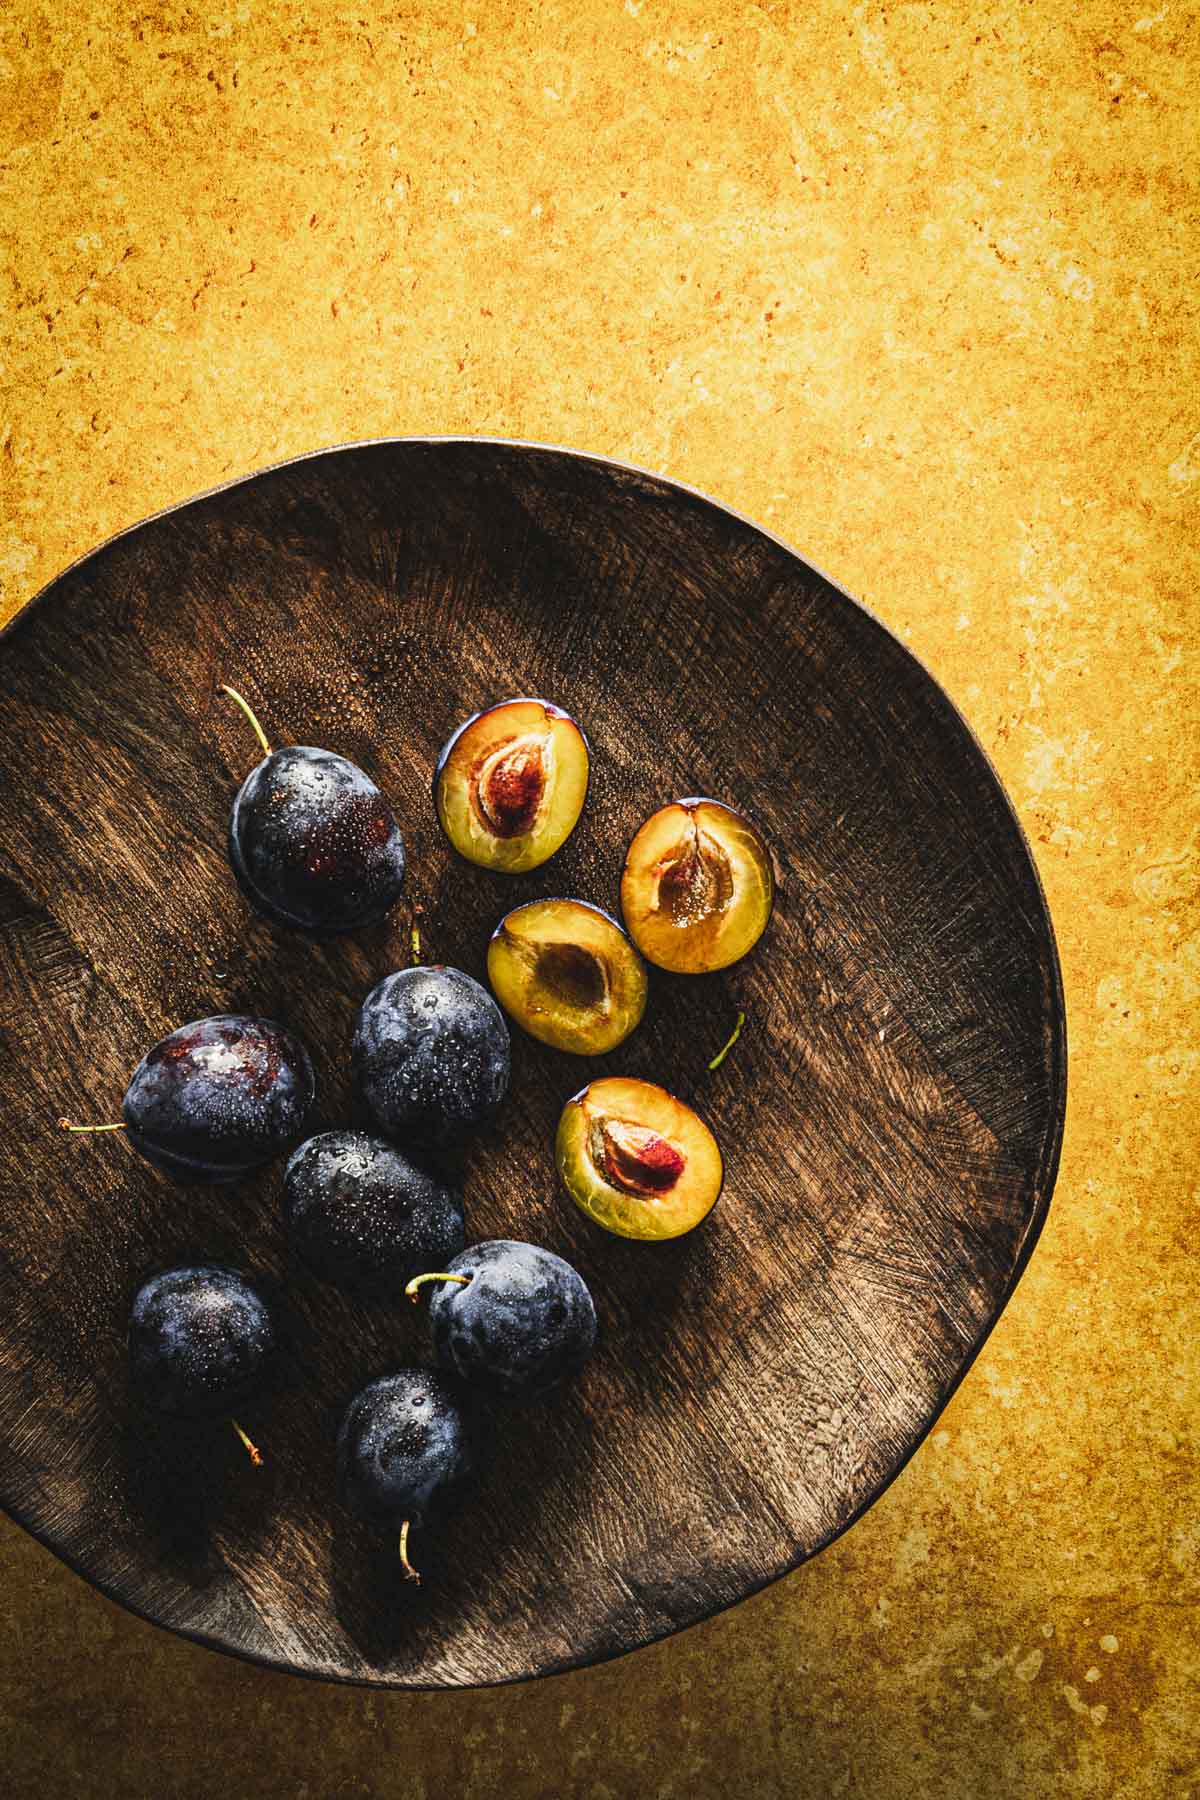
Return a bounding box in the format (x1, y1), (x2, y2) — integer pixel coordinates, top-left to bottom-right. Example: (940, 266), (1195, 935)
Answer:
(336, 1370), (480, 1582)
(487, 898), (647, 1055)
(620, 798), (774, 973)
(224, 686), (406, 935)
(409, 1239), (596, 1402)
(129, 1265), (276, 1460)
(353, 966), (510, 1150)
(62, 1015), (314, 1182)
(434, 697), (589, 872)
(113, 1014), (315, 1182)
(556, 1076), (723, 1241)
(283, 1130), (464, 1295)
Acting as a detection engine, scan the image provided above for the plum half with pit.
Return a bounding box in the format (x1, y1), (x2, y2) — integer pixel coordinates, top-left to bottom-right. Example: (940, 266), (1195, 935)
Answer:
(129, 1265), (276, 1462)
(337, 1370), (481, 1582)
(70, 1014), (315, 1183)
(620, 797), (774, 973)
(223, 687), (406, 934)
(283, 1130), (464, 1296)
(556, 1076), (723, 1241)
(353, 966), (510, 1150)
(409, 1240), (597, 1402)
(486, 898), (647, 1055)
(434, 697), (589, 872)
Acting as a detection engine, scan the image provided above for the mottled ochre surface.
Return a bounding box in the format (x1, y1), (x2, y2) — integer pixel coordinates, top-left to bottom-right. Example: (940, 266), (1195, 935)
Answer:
(1, 2), (1196, 1796)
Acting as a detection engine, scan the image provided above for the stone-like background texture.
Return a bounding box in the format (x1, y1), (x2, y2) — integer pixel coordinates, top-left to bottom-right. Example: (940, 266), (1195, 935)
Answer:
(1, 2), (1195, 1796)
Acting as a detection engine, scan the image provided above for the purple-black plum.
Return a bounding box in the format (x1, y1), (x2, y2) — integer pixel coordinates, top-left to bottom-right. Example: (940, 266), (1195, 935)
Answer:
(336, 1370), (480, 1582)
(352, 966), (510, 1151)
(229, 743), (406, 935)
(129, 1265), (276, 1420)
(412, 1239), (596, 1402)
(283, 1130), (464, 1295)
(119, 1014), (315, 1183)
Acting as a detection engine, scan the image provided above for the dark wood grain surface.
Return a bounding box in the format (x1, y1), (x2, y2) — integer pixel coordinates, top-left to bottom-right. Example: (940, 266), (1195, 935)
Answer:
(0, 440), (1065, 1688)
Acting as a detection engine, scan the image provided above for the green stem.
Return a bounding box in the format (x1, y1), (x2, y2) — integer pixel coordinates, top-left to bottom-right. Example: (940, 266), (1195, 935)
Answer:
(399, 1519), (420, 1583)
(708, 1010), (746, 1071)
(231, 1419), (263, 1466)
(404, 1271), (472, 1305)
(221, 683), (271, 758)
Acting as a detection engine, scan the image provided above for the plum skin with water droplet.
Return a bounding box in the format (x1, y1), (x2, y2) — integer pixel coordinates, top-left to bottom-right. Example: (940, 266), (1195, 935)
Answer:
(229, 745), (406, 935)
(352, 967), (510, 1150)
(128, 1265), (276, 1417)
(336, 1370), (480, 1529)
(122, 1014), (315, 1183)
(428, 1240), (597, 1401)
(283, 1130), (464, 1295)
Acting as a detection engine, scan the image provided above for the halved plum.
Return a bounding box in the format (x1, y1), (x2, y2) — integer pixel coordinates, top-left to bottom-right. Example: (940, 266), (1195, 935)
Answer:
(556, 1076), (723, 1240)
(487, 899), (647, 1054)
(620, 798), (774, 974)
(434, 698), (589, 872)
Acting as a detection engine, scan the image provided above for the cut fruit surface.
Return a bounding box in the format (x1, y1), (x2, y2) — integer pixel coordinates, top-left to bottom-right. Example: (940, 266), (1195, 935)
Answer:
(620, 797), (774, 973)
(434, 698), (589, 872)
(556, 1075), (723, 1240)
(487, 899), (647, 1055)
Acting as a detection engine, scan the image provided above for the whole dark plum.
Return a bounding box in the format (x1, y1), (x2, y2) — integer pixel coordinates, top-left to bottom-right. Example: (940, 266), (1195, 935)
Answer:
(336, 1370), (480, 1580)
(229, 745), (406, 934)
(424, 1239), (596, 1402)
(122, 1014), (315, 1183)
(353, 966), (510, 1150)
(129, 1265), (276, 1417)
(283, 1131), (464, 1295)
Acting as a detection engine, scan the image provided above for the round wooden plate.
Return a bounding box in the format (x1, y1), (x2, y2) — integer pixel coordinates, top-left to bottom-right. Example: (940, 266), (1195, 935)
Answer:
(0, 440), (1065, 1687)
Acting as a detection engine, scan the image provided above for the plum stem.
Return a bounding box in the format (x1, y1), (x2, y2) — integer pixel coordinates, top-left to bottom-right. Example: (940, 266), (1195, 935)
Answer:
(708, 1010), (746, 1072)
(221, 683), (271, 758)
(230, 1419), (263, 1466)
(58, 1118), (127, 1133)
(410, 920), (422, 964)
(399, 1519), (421, 1584)
(403, 1271), (472, 1305)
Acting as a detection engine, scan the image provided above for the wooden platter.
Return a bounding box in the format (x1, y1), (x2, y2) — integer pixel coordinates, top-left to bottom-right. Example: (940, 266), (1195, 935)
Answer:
(0, 440), (1066, 1686)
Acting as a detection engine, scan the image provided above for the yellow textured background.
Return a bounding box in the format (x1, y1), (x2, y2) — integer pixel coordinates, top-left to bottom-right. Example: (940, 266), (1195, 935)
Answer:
(1, 2), (1196, 1796)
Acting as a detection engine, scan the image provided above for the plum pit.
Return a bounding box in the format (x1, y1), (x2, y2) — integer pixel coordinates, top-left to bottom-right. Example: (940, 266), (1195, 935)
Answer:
(592, 1116), (687, 1197)
(474, 730), (551, 837)
(655, 816), (735, 927)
